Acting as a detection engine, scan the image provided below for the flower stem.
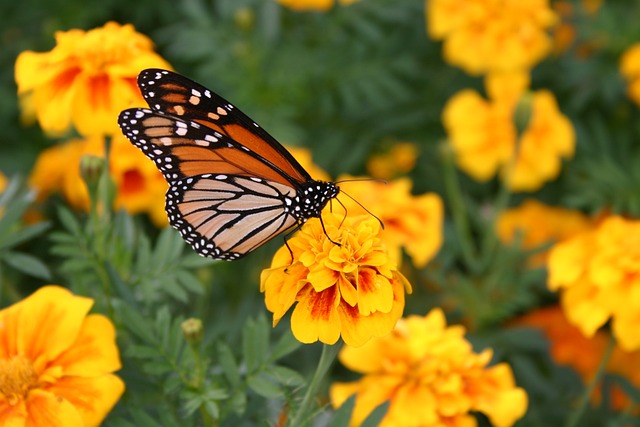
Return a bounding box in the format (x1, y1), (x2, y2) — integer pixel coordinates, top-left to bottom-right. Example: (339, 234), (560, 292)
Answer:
(565, 334), (615, 427)
(440, 143), (478, 270)
(288, 343), (341, 427)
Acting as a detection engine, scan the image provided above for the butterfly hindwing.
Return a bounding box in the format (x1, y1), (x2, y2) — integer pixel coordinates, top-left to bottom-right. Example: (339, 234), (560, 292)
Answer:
(166, 174), (298, 259)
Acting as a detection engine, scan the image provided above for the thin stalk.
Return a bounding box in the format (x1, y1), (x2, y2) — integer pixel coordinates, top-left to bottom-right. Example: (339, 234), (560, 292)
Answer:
(565, 334), (615, 427)
(288, 343), (341, 427)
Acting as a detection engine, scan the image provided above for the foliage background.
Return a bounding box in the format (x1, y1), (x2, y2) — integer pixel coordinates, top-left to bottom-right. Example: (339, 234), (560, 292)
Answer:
(2, 0), (640, 425)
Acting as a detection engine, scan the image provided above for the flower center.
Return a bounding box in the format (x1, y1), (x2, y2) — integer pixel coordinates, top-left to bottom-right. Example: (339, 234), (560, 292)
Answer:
(0, 355), (39, 405)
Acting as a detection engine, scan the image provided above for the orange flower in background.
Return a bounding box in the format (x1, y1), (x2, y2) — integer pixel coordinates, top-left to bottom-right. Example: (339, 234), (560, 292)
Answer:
(620, 43), (640, 107)
(286, 146), (332, 182)
(331, 308), (528, 427)
(15, 21), (171, 137)
(260, 212), (410, 347)
(427, 0), (558, 75)
(338, 177), (443, 268)
(513, 305), (640, 409)
(497, 199), (592, 267)
(548, 216), (640, 351)
(0, 285), (124, 426)
(29, 134), (168, 226)
(443, 75), (575, 192)
(277, 0), (359, 12)
(0, 171), (7, 193)
(366, 142), (419, 180)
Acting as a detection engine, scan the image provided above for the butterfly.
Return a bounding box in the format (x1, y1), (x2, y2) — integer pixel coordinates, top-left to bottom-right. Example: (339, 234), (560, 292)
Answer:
(118, 69), (340, 260)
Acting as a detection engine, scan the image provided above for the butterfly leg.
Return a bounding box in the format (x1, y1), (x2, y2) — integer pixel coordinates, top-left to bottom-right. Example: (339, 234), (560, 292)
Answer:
(319, 215), (341, 247)
(283, 221), (305, 267)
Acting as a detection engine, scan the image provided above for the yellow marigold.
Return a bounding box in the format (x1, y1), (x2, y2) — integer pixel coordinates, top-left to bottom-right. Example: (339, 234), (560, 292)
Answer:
(620, 43), (640, 106)
(513, 305), (640, 410)
(29, 134), (167, 226)
(443, 81), (575, 191)
(427, 0), (558, 75)
(337, 177), (443, 268)
(366, 142), (419, 180)
(260, 212), (411, 347)
(548, 216), (640, 351)
(496, 199), (592, 267)
(277, 0), (358, 12)
(331, 308), (528, 427)
(0, 285), (124, 426)
(15, 21), (171, 137)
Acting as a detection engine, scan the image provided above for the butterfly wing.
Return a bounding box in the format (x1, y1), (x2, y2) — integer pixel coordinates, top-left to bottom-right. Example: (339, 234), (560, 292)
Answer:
(117, 69), (328, 260)
(166, 174), (298, 260)
(136, 68), (312, 187)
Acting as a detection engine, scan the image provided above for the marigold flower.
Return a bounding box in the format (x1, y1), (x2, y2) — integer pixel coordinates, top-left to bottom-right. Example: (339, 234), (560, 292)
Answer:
(0, 171), (7, 193)
(366, 142), (419, 180)
(286, 145), (332, 182)
(443, 78), (575, 191)
(0, 285), (124, 426)
(548, 216), (640, 351)
(427, 0), (558, 75)
(337, 177), (443, 268)
(277, 0), (358, 12)
(496, 199), (592, 267)
(330, 308), (528, 427)
(29, 134), (167, 226)
(260, 212), (411, 347)
(620, 43), (640, 106)
(513, 305), (640, 410)
(15, 21), (171, 137)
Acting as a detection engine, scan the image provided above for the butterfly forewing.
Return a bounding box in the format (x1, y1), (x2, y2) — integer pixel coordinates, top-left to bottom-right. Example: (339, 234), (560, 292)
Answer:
(137, 69), (311, 187)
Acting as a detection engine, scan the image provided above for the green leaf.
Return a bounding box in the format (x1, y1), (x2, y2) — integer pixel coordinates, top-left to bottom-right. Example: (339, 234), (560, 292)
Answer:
(218, 342), (241, 388)
(3, 251), (51, 280)
(270, 329), (302, 361)
(331, 394), (356, 427)
(361, 401), (389, 427)
(264, 365), (305, 387)
(248, 373), (283, 399)
(0, 221), (49, 250)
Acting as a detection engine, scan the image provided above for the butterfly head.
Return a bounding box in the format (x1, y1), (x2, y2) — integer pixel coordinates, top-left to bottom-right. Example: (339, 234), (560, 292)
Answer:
(287, 180), (339, 222)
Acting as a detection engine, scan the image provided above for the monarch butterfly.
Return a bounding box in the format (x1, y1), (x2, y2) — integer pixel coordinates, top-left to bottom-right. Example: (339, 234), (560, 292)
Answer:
(118, 69), (340, 260)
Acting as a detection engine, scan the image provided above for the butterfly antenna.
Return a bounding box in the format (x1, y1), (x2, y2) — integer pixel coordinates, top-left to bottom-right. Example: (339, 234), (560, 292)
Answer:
(334, 177), (388, 185)
(339, 190), (385, 230)
(335, 197), (348, 229)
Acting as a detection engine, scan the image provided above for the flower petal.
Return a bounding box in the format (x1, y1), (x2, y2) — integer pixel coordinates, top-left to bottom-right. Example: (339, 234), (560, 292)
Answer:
(290, 286), (341, 345)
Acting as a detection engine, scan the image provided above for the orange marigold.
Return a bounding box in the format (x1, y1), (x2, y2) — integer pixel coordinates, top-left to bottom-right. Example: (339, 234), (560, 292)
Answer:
(496, 199), (592, 267)
(29, 134), (168, 226)
(337, 177), (443, 268)
(15, 22), (171, 137)
(331, 308), (528, 427)
(260, 212), (411, 347)
(366, 142), (419, 180)
(513, 305), (640, 410)
(548, 216), (640, 351)
(277, 0), (359, 12)
(427, 0), (558, 75)
(0, 285), (124, 426)
(620, 43), (640, 107)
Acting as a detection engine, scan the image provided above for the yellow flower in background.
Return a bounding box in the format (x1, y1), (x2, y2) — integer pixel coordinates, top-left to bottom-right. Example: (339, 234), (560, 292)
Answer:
(427, 0), (558, 75)
(15, 21), (171, 137)
(497, 199), (592, 267)
(0, 171), (7, 193)
(443, 74), (575, 192)
(0, 285), (124, 426)
(366, 142), (419, 180)
(338, 177), (443, 268)
(330, 308), (528, 427)
(620, 43), (640, 106)
(277, 0), (359, 12)
(29, 134), (168, 226)
(286, 145), (332, 182)
(260, 212), (410, 347)
(548, 216), (640, 351)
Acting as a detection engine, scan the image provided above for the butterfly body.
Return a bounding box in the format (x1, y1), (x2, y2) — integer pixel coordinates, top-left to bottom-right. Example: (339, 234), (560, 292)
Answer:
(118, 69), (339, 260)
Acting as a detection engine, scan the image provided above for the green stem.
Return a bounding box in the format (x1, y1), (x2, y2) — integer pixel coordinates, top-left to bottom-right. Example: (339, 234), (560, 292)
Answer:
(440, 143), (478, 270)
(288, 343), (341, 427)
(565, 334), (615, 427)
